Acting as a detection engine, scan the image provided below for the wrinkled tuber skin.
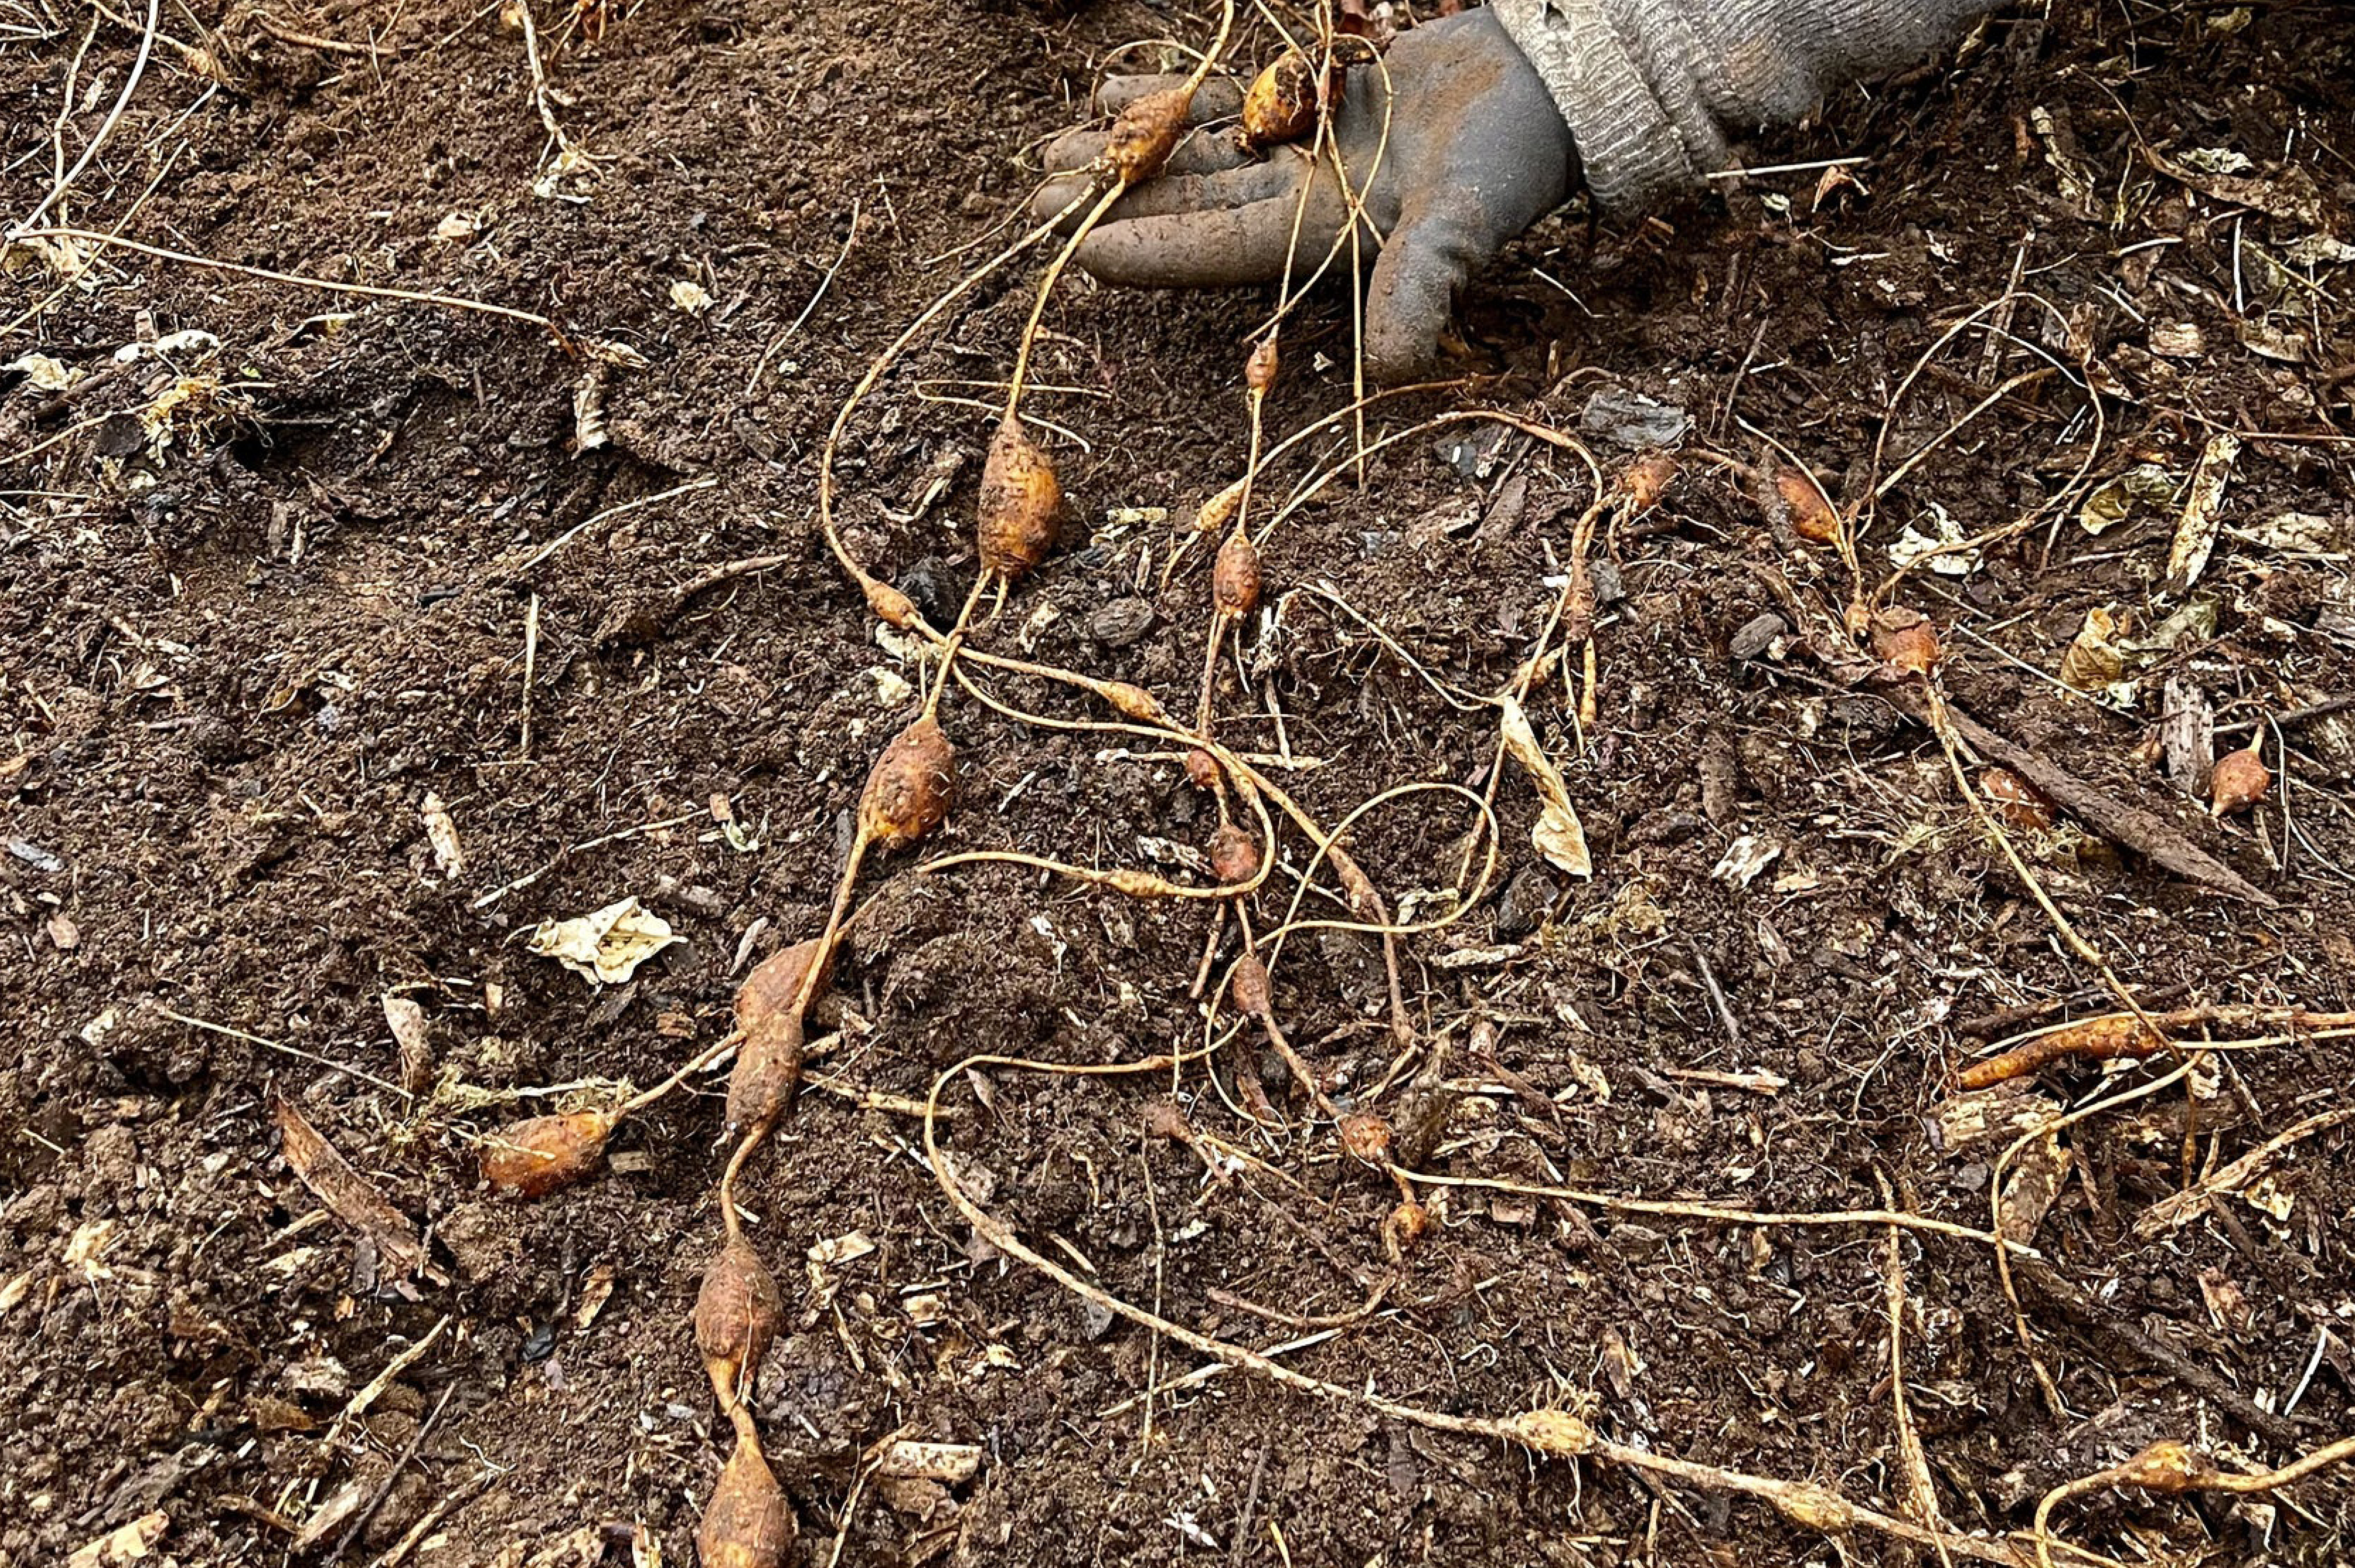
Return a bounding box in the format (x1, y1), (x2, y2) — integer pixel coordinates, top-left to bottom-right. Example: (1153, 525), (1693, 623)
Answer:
(859, 715), (955, 850)
(696, 1234), (784, 1412)
(729, 938), (829, 1129)
(1212, 533), (1261, 619)
(1209, 823), (1259, 884)
(697, 1428), (797, 1568)
(1244, 335), (1280, 394)
(1104, 87), (1190, 184)
(479, 1109), (616, 1198)
(1242, 50), (1321, 150)
(978, 415), (1063, 581)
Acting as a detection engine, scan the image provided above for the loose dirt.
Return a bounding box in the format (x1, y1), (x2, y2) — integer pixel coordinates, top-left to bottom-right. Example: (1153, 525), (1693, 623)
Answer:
(5, 2), (2353, 1565)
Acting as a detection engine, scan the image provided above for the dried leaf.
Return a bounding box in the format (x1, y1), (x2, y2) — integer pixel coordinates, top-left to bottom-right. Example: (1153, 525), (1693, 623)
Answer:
(67, 1512), (167, 1568)
(2166, 434), (2240, 591)
(528, 897), (682, 985)
(273, 1092), (426, 1280)
(2058, 607), (2127, 693)
(421, 792), (464, 877)
(1498, 695), (1591, 878)
(382, 993), (433, 1092)
(6, 352), (76, 391)
(669, 279), (714, 315)
(2078, 464), (2177, 536)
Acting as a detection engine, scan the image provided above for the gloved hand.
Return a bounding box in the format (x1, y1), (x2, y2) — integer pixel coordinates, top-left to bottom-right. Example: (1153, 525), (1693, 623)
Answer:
(1029, 7), (1575, 383)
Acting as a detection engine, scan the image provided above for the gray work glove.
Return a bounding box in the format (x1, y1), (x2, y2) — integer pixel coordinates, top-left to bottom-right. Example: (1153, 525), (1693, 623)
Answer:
(1030, 7), (1575, 383)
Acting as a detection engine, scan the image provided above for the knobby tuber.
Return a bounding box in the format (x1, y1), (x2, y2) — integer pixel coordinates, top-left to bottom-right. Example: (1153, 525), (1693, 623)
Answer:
(1775, 465), (1841, 544)
(729, 938), (828, 1134)
(1241, 50), (1321, 151)
(479, 1108), (618, 1198)
(978, 415), (1064, 583)
(698, 1410), (797, 1568)
(696, 1234), (784, 1413)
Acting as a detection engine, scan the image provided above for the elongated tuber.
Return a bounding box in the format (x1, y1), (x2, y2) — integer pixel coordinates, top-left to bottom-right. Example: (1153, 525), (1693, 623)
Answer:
(1958, 1013), (2168, 1089)
(480, 1108), (619, 1198)
(978, 415), (1063, 582)
(730, 939), (828, 1132)
(1623, 452), (1678, 510)
(1775, 467), (1841, 544)
(696, 1234), (784, 1413)
(698, 1416), (796, 1568)
(1212, 533), (1261, 620)
(1241, 50), (1320, 151)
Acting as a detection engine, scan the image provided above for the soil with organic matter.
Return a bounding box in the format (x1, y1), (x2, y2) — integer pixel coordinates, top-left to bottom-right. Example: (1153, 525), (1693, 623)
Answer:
(6, 1), (2355, 1565)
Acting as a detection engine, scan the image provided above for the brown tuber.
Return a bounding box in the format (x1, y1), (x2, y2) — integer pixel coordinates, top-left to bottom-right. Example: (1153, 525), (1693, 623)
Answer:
(1230, 954), (1274, 1018)
(1775, 466), (1841, 544)
(729, 939), (828, 1131)
(1958, 1013), (2168, 1089)
(1209, 822), (1259, 884)
(1622, 453), (1678, 509)
(2209, 743), (2269, 816)
(1212, 533), (1261, 620)
(480, 1108), (618, 1198)
(1184, 748), (1223, 792)
(1241, 51), (1320, 151)
(696, 1235), (784, 1413)
(1244, 335), (1280, 395)
(1336, 1111), (1394, 1166)
(1869, 607), (1940, 676)
(861, 714), (956, 851)
(697, 1419), (797, 1568)
(978, 415), (1063, 582)
(1104, 87), (1190, 185)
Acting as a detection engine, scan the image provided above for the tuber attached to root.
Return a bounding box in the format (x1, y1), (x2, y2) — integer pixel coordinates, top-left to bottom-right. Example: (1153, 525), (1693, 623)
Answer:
(1623, 452), (1678, 510)
(1980, 767), (2054, 830)
(480, 1108), (619, 1198)
(698, 1412), (797, 1568)
(729, 938), (828, 1133)
(1774, 466), (1841, 544)
(1212, 532), (1262, 621)
(1209, 822), (1259, 884)
(1869, 607), (1940, 676)
(2209, 742), (2269, 816)
(861, 713), (956, 849)
(1241, 50), (1322, 151)
(696, 1234), (784, 1414)
(1958, 1013), (2169, 1089)
(978, 414), (1064, 583)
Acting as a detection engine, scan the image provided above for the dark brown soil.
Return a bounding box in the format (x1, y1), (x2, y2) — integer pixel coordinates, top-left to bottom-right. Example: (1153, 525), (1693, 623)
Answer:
(6, 1), (2355, 1564)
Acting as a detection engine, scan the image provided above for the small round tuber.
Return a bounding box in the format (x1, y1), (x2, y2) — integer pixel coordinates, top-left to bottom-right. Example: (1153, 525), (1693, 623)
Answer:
(1101, 681), (1167, 724)
(480, 1108), (618, 1198)
(2111, 1439), (2217, 1494)
(2209, 743), (2269, 816)
(1502, 1407), (1596, 1457)
(1184, 748), (1223, 792)
(1209, 822), (1259, 884)
(860, 714), (956, 851)
(697, 1425), (797, 1568)
(1104, 87), (1190, 185)
(1212, 533), (1261, 620)
(1770, 1484), (1859, 1534)
(1382, 1197), (1433, 1258)
(696, 1234), (784, 1413)
(1241, 51), (1320, 151)
(1775, 466), (1841, 544)
(978, 415), (1063, 582)
(864, 580), (920, 630)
